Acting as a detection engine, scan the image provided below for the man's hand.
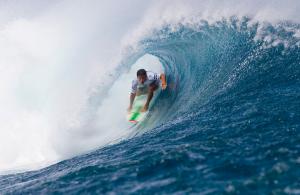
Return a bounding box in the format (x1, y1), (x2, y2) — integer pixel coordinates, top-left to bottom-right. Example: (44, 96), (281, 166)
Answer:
(140, 104), (149, 112)
(127, 106), (132, 113)
(160, 73), (167, 90)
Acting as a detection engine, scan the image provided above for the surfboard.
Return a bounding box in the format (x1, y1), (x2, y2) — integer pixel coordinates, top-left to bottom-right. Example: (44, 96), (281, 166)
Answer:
(127, 94), (149, 123)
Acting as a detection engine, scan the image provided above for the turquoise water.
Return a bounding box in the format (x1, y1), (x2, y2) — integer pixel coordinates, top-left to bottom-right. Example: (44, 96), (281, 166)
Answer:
(1, 17), (300, 194)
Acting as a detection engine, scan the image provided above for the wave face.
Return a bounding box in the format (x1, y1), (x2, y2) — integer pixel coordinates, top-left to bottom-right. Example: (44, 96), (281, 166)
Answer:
(1, 7), (300, 195)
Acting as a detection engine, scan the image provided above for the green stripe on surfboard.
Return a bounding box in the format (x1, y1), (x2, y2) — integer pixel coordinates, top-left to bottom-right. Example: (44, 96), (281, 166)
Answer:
(127, 94), (147, 123)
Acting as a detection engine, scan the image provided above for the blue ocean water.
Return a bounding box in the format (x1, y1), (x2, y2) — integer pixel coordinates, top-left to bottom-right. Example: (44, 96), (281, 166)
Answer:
(1, 17), (300, 194)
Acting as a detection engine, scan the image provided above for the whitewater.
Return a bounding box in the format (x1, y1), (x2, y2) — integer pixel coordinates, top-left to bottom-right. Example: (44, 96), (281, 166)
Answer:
(0, 0), (299, 194)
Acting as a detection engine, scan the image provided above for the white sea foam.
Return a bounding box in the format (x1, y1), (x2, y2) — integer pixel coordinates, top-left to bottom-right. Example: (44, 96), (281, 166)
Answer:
(0, 0), (299, 173)
(123, 0), (300, 47)
(0, 0), (155, 173)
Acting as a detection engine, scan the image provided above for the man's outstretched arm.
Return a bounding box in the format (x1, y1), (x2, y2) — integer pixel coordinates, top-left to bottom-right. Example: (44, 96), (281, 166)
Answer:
(128, 93), (136, 111)
(142, 90), (153, 112)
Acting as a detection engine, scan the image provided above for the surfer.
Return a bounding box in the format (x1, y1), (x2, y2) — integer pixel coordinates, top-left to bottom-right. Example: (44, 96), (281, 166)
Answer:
(128, 69), (167, 112)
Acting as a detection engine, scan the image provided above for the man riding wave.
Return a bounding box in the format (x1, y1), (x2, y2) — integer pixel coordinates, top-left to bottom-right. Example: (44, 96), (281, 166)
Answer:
(128, 69), (167, 112)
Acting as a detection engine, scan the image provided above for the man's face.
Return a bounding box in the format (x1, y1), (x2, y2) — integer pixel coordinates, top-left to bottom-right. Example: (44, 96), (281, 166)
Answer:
(137, 74), (147, 84)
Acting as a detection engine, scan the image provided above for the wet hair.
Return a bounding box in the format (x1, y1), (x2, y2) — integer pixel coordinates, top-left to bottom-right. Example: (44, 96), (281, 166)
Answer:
(137, 69), (147, 77)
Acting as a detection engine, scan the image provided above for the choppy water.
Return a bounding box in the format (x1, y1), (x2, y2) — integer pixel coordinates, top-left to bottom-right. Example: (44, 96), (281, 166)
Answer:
(1, 6), (300, 195)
